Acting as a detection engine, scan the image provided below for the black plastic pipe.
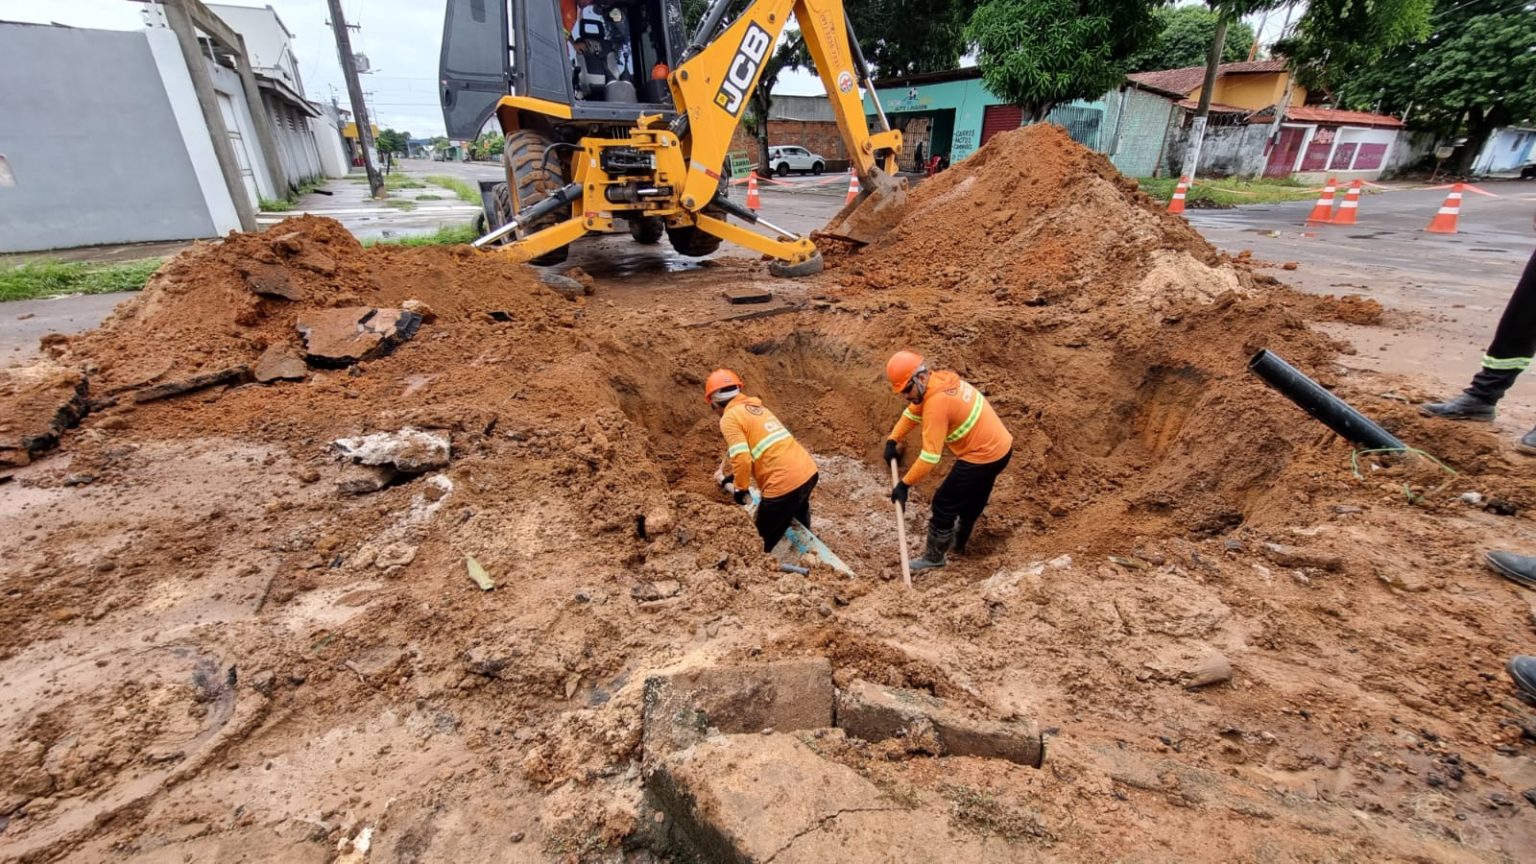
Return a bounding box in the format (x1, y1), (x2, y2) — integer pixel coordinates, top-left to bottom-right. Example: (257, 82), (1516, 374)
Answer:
(1248, 349), (1406, 451)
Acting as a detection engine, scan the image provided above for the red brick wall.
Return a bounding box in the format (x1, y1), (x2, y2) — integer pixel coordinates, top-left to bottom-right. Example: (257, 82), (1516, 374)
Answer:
(726, 121), (854, 171)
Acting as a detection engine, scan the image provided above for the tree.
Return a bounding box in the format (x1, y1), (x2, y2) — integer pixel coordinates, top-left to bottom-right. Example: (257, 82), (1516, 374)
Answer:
(470, 131), (504, 161)
(1275, 0), (1432, 93)
(847, 0), (971, 76)
(428, 135), (451, 154)
(1128, 5), (1256, 72)
(966, 0), (1162, 122)
(1333, 4), (1536, 175)
(375, 128), (410, 155)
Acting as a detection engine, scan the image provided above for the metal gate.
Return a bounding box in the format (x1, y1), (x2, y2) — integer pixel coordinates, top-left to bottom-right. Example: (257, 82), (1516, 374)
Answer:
(1045, 105), (1103, 151)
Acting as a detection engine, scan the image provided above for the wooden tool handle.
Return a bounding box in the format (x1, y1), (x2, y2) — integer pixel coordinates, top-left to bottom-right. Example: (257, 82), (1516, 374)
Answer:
(890, 459), (912, 590)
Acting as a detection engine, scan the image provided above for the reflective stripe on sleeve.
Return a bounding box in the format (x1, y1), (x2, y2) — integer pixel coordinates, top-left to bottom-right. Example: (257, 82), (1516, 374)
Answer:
(902, 407), (921, 423)
(750, 429), (792, 459)
(918, 450), (941, 464)
(727, 443), (750, 457)
(1482, 354), (1532, 371)
(946, 393), (986, 442)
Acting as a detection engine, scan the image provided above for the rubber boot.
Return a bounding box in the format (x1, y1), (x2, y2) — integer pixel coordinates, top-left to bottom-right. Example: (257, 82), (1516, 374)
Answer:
(953, 518), (976, 555)
(910, 526), (954, 572)
(1420, 392), (1497, 421)
(1519, 426), (1536, 455)
(1421, 369), (1518, 421)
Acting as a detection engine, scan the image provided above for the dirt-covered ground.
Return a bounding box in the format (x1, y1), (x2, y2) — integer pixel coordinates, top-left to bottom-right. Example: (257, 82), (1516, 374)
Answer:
(1, 126), (1534, 863)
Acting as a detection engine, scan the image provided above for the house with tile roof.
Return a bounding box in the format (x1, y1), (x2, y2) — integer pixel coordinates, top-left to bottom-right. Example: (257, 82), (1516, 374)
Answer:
(1112, 59), (1418, 181)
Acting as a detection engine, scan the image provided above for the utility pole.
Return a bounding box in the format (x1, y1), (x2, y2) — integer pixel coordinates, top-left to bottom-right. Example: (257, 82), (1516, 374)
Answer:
(1180, 12), (1230, 179)
(162, 0), (258, 230)
(326, 0), (383, 198)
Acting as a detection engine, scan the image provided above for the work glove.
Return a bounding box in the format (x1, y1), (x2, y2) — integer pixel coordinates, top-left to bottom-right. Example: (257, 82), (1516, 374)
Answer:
(733, 488), (752, 506)
(890, 481), (910, 506)
(717, 474), (736, 496)
(883, 440), (900, 464)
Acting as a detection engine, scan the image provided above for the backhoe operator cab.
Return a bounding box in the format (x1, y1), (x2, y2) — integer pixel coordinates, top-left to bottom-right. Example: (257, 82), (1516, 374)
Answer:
(441, 0), (703, 263)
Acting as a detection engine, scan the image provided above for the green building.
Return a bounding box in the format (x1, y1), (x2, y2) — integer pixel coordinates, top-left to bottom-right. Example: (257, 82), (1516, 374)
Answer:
(863, 68), (1113, 165)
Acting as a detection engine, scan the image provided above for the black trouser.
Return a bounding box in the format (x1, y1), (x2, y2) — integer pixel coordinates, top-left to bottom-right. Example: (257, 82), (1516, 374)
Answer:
(756, 473), (817, 553)
(930, 451), (1011, 551)
(1468, 249), (1536, 402)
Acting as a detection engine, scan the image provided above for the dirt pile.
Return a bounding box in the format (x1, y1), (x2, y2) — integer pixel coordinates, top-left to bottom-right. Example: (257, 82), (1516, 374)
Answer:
(2, 131), (1534, 862)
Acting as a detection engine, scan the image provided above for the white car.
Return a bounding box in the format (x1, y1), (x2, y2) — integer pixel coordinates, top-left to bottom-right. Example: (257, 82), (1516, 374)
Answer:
(766, 145), (826, 177)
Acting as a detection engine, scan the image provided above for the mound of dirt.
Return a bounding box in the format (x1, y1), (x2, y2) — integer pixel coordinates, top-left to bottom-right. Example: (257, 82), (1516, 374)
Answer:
(46, 216), (565, 395)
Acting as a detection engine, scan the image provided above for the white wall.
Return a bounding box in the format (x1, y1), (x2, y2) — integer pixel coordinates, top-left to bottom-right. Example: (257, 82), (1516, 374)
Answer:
(1474, 128), (1536, 174)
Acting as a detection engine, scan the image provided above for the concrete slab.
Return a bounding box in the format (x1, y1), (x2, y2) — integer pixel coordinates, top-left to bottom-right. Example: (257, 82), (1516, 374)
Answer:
(641, 658), (833, 759)
(649, 733), (1028, 864)
(836, 679), (1044, 767)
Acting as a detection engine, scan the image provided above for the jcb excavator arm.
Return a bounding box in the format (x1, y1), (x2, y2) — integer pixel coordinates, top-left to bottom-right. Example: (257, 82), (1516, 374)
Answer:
(476, 0), (906, 273)
(665, 0), (905, 241)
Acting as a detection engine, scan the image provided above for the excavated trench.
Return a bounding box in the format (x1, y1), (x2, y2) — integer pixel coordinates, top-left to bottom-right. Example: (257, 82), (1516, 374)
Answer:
(593, 312), (1307, 578)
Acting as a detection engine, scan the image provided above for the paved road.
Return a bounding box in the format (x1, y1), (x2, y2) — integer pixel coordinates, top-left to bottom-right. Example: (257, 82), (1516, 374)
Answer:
(1, 292), (134, 369)
(1186, 180), (1536, 422)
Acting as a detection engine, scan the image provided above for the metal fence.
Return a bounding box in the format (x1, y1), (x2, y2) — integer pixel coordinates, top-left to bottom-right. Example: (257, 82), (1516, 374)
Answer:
(1044, 104), (1104, 151)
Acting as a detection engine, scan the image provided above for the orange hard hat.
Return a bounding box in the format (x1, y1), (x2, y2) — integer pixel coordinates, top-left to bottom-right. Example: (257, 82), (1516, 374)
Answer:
(886, 350), (925, 394)
(704, 368), (743, 403)
(651, 63), (670, 81)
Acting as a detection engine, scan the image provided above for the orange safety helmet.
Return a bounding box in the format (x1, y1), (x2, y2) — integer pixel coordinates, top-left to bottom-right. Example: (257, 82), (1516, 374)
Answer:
(651, 63), (670, 81)
(704, 368), (743, 404)
(885, 350), (926, 394)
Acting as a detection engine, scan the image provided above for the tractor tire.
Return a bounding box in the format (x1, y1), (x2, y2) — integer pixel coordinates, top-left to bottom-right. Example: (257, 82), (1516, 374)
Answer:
(628, 217), (664, 245)
(503, 129), (569, 266)
(666, 224), (722, 257)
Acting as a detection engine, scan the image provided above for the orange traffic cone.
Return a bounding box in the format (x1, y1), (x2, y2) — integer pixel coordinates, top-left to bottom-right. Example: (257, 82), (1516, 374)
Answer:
(1425, 183), (1463, 234)
(1305, 177), (1338, 225)
(746, 172), (762, 211)
(845, 168), (861, 205)
(1167, 175), (1190, 214)
(1332, 179), (1362, 226)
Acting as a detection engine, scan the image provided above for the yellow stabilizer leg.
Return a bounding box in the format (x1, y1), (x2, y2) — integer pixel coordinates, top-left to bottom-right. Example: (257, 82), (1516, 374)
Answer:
(495, 218), (590, 264)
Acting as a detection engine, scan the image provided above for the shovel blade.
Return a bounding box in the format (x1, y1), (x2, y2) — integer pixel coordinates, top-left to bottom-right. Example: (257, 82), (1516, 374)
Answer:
(821, 169), (909, 245)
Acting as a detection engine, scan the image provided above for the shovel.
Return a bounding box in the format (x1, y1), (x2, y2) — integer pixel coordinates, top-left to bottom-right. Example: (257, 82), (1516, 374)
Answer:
(890, 459), (912, 590)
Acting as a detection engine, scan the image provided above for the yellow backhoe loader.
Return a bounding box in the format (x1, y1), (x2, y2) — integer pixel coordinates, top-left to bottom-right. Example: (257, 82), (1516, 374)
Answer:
(439, 0), (906, 275)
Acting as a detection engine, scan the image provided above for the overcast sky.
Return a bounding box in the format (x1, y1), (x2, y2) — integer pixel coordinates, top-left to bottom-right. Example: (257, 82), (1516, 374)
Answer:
(1, 0), (1301, 136)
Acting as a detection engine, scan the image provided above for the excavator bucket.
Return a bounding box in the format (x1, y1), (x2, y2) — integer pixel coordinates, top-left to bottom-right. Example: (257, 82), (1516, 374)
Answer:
(821, 168), (909, 245)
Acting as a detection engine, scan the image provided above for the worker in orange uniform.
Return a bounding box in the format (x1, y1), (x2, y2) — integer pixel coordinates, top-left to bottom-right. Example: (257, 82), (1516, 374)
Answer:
(706, 369), (820, 552)
(883, 351), (1013, 571)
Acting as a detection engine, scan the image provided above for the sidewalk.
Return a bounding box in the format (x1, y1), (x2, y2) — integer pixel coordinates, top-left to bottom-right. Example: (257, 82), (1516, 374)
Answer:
(257, 171), (481, 240)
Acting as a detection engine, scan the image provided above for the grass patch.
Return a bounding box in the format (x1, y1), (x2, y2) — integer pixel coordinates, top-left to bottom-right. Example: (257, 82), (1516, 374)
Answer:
(1136, 175), (1318, 207)
(383, 198), (416, 211)
(362, 223), (480, 247)
(259, 197), (294, 212)
(383, 174), (426, 190)
(0, 258), (163, 302)
(416, 193), (444, 201)
(424, 174), (482, 204)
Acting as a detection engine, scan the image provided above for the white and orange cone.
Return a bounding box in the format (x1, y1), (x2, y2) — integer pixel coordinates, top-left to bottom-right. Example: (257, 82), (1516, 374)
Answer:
(845, 167), (861, 205)
(1167, 175), (1190, 214)
(1425, 183), (1464, 234)
(1305, 177), (1338, 225)
(746, 172), (762, 211)
(1332, 179), (1362, 226)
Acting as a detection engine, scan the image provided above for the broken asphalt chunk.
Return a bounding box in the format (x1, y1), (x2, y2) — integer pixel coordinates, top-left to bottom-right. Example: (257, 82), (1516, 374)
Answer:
(131, 366), (249, 404)
(296, 306), (422, 367)
(253, 343), (307, 383)
(0, 362), (89, 468)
